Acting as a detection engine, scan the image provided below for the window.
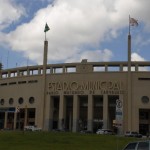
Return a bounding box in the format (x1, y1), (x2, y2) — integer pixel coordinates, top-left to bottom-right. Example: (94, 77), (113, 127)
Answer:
(29, 97), (35, 104)
(0, 99), (4, 105)
(141, 96), (149, 104)
(137, 142), (149, 150)
(18, 97), (24, 104)
(9, 98), (14, 105)
(28, 108), (35, 118)
(139, 111), (149, 120)
(66, 67), (76, 73)
(124, 142), (137, 150)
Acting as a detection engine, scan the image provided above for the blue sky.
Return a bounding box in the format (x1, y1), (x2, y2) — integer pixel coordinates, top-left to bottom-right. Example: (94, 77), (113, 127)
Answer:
(0, 0), (150, 69)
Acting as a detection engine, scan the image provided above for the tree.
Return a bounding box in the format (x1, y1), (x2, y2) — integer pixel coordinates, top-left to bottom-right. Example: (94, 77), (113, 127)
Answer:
(0, 63), (3, 70)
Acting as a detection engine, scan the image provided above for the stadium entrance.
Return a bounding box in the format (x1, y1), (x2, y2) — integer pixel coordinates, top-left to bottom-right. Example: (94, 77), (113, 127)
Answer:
(0, 108), (36, 130)
(50, 94), (119, 132)
(139, 109), (150, 135)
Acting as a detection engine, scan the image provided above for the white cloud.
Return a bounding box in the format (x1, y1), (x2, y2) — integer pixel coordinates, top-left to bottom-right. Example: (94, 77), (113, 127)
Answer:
(65, 49), (113, 63)
(131, 52), (146, 61)
(123, 53), (147, 71)
(131, 53), (149, 71)
(0, 0), (150, 65)
(0, 0), (26, 30)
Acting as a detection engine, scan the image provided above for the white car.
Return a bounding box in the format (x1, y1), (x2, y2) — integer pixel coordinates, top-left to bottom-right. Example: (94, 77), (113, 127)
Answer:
(122, 140), (150, 150)
(96, 129), (113, 135)
(125, 131), (142, 138)
(24, 125), (42, 131)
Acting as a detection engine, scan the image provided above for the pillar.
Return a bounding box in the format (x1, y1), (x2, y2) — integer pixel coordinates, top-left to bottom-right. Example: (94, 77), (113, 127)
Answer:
(59, 95), (66, 130)
(49, 96), (54, 131)
(73, 95), (79, 132)
(43, 95), (51, 131)
(27, 69), (30, 76)
(42, 40), (48, 130)
(69, 111), (72, 131)
(87, 95), (93, 131)
(24, 106), (28, 128)
(103, 94), (108, 129)
(4, 112), (8, 129)
(13, 112), (17, 130)
(118, 94), (124, 134)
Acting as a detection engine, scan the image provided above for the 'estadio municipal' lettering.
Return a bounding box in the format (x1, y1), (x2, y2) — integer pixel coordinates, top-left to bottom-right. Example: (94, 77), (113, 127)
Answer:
(48, 81), (123, 91)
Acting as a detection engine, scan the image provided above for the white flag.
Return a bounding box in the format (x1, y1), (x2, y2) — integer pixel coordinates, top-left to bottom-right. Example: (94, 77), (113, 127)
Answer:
(130, 18), (138, 26)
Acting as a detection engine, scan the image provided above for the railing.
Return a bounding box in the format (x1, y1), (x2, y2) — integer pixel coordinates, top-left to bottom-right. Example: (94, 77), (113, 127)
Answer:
(0, 61), (150, 79)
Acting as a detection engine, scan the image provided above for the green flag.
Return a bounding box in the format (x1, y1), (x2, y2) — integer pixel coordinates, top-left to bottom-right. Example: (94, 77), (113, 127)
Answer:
(44, 23), (50, 32)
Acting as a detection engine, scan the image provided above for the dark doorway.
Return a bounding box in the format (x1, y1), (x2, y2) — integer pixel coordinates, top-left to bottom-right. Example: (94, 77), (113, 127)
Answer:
(93, 95), (103, 132)
(52, 96), (60, 129)
(65, 96), (73, 131)
(139, 109), (150, 135)
(108, 95), (119, 129)
(79, 96), (88, 131)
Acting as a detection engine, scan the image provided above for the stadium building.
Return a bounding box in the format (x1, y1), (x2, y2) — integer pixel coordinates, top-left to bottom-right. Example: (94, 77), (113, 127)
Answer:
(0, 39), (150, 135)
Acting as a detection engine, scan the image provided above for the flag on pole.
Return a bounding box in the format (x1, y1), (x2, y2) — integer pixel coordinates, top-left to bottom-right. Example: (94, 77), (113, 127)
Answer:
(130, 17), (138, 26)
(44, 23), (50, 32)
(128, 16), (138, 35)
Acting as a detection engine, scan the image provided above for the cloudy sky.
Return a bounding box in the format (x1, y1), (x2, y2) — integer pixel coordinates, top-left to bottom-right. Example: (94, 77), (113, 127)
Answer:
(0, 0), (150, 69)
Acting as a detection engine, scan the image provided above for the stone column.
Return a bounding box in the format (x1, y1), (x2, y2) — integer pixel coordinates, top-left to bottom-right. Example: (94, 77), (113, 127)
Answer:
(13, 112), (17, 130)
(4, 111), (8, 129)
(69, 111), (72, 131)
(43, 95), (51, 131)
(103, 94), (108, 129)
(49, 96), (54, 131)
(24, 106), (28, 128)
(27, 69), (30, 76)
(73, 95), (79, 132)
(133, 107), (139, 132)
(118, 94), (124, 134)
(87, 95), (93, 131)
(58, 95), (66, 130)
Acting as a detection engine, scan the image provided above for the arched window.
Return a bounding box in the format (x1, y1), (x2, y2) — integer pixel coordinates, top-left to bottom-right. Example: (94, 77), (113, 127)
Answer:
(0, 99), (4, 105)
(18, 97), (24, 104)
(29, 97), (35, 104)
(141, 96), (149, 104)
(9, 98), (14, 105)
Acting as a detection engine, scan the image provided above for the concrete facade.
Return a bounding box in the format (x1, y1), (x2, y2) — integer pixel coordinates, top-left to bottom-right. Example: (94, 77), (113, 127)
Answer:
(0, 59), (150, 135)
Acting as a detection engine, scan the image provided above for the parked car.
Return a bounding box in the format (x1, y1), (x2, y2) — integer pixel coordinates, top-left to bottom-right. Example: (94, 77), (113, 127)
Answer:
(122, 140), (150, 150)
(125, 131), (142, 138)
(80, 130), (93, 134)
(52, 128), (69, 132)
(96, 129), (113, 135)
(24, 125), (42, 131)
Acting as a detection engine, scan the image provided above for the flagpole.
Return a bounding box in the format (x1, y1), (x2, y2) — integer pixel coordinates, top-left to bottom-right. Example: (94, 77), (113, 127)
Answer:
(7, 50), (9, 69)
(43, 23), (50, 129)
(127, 15), (132, 131)
(44, 23), (50, 41)
(128, 14), (131, 70)
(129, 15), (131, 35)
(127, 15), (138, 132)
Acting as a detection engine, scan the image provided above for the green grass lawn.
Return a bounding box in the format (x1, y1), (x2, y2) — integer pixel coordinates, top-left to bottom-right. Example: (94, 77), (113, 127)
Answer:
(0, 131), (141, 150)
